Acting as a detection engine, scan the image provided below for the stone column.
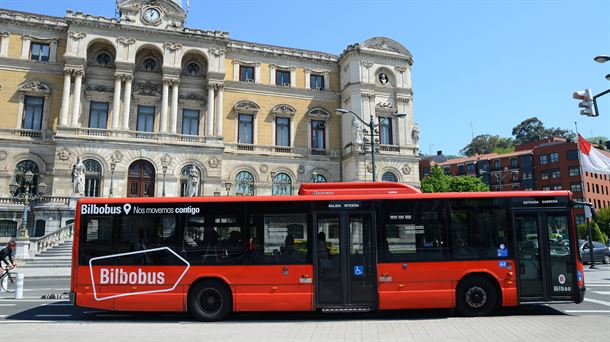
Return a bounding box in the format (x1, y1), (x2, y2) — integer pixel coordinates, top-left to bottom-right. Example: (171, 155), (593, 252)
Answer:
(215, 84), (224, 136)
(160, 79), (170, 133)
(122, 75), (133, 130)
(70, 70), (83, 127)
(170, 80), (179, 134)
(206, 84), (215, 136)
(59, 69), (72, 127)
(111, 75), (122, 129)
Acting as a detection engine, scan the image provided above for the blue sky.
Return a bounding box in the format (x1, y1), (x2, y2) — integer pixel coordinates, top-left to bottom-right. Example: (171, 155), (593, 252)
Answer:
(3, 0), (609, 155)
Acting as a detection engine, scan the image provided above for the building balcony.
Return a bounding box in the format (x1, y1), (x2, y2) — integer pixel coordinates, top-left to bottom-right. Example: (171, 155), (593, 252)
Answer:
(54, 127), (210, 146)
(225, 143), (340, 160)
(0, 128), (53, 141)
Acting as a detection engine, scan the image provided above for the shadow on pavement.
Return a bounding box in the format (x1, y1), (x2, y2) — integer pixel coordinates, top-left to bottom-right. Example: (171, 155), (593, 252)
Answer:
(4, 303), (567, 323)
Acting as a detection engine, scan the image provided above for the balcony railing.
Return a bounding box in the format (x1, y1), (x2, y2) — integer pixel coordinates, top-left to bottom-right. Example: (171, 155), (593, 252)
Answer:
(0, 128), (49, 140)
(225, 143), (339, 159)
(0, 196), (71, 206)
(55, 127), (208, 145)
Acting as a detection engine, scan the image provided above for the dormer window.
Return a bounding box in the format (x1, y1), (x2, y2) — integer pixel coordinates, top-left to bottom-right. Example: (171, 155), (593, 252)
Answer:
(143, 58), (157, 72)
(96, 52), (112, 66)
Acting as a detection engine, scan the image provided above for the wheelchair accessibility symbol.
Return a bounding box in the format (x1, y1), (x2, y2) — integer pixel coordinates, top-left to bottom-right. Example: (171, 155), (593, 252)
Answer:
(353, 265), (364, 277)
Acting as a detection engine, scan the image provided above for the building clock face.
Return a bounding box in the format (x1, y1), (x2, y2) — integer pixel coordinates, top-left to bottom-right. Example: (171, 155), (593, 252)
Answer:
(143, 7), (161, 23)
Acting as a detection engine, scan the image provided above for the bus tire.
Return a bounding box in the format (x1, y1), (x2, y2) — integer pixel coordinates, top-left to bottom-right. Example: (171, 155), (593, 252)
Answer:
(456, 275), (498, 317)
(188, 279), (232, 322)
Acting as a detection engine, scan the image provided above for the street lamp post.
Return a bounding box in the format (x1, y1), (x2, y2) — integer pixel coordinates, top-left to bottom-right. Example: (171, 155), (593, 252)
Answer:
(109, 162), (116, 197)
(9, 171), (46, 240)
(336, 109), (406, 182)
(162, 165), (168, 197)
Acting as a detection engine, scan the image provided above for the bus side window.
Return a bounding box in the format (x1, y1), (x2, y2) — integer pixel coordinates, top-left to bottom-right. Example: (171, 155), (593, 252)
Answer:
(80, 216), (114, 265)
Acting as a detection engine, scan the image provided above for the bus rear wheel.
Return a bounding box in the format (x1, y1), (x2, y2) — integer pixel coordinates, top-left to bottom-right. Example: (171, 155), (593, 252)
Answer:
(456, 275), (498, 317)
(188, 280), (232, 322)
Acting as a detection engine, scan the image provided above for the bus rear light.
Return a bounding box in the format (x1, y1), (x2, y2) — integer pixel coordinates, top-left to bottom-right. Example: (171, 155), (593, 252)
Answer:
(577, 270), (583, 286)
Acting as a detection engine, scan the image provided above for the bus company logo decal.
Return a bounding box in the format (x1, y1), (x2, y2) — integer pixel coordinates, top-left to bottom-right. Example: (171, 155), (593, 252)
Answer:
(88, 247), (190, 301)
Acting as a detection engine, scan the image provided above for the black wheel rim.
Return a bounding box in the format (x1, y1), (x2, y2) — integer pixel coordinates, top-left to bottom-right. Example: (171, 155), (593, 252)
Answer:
(198, 288), (222, 314)
(465, 286), (487, 308)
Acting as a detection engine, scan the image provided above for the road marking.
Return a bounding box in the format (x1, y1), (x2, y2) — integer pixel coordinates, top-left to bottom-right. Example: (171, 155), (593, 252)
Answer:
(0, 304), (16, 306)
(565, 310), (610, 313)
(584, 298), (610, 307)
(35, 314), (72, 318)
(41, 303), (73, 306)
(592, 291), (610, 295)
(0, 298), (68, 301)
(0, 315), (7, 317)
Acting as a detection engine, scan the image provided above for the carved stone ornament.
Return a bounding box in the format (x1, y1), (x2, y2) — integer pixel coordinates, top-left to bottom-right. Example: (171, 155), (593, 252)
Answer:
(367, 39), (400, 53)
(160, 154), (172, 166)
(179, 93), (205, 101)
(17, 80), (51, 94)
(117, 37), (137, 46)
(57, 148), (71, 161)
(361, 60), (374, 68)
(395, 65), (407, 73)
(134, 81), (161, 97)
(210, 48), (226, 57)
(0, 151), (7, 161)
(68, 31), (87, 40)
(234, 100), (260, 114)
(259, 164), (268, 173)
(307, 107), (331, 119)
(164, 42), (182, 52)
(412, 124), (420, 145)
(367, 163), (373, 173)
(376, 102), (394, 109)
(402, 164), (412, 175)
(208, 156), (220, 168)
(271, 104), (296, 116)
(111, 150), (124, 163)
(298, 165), (305, 174)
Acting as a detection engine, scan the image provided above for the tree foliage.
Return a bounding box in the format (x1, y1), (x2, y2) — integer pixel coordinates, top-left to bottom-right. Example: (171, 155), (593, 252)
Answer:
(421, 166), (489, 193)
(511, 117), (575, 145)
(594, 207), (610, 238)
(587, 136), (609, 150)
(577, 221), (608, 245)
(460, 134), (514, 156)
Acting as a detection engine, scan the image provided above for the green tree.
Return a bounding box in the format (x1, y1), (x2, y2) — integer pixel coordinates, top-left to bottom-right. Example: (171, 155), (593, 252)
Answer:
(594, 207), (610, 237)
(511, 117), (574, 145)
(577, 221), (608, 245)
(587, 136), (609, 150)
(421, 166), (489, 193)
(460, 134), (514, 156)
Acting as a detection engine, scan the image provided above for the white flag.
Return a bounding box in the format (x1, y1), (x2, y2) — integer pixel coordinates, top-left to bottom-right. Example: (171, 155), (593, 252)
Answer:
(579, 134), (610, 174)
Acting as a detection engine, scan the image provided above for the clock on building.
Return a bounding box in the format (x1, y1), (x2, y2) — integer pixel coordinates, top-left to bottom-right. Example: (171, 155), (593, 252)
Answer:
(142, 7), (161, 24)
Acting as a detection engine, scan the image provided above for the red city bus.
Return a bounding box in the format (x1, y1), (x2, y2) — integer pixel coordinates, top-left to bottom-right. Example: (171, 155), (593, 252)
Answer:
(70, 182), (585, 321)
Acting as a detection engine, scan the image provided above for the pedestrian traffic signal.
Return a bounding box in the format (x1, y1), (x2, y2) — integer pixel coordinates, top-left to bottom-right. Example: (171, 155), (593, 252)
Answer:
(572, 89), (597, 117)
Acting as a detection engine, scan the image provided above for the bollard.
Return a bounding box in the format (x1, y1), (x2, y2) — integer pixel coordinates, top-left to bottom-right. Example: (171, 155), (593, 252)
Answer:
(15, 273), (24, 299)
(0, 275), (7, 293)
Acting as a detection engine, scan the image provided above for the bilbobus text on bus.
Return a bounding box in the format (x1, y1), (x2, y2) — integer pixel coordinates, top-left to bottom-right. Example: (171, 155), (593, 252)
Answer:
(70, 182), (585, 321)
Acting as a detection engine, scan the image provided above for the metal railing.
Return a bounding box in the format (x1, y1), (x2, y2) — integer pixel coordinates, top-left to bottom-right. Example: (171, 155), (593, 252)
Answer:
(28, 223), (73, 258)
(0, 196), (71, 206)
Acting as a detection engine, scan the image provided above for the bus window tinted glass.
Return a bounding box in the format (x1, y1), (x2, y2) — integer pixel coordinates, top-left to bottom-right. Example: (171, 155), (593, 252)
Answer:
(379, 200), (448, 262)
(80, 216), (114, 265)
(116, 214), (179, 265)
(184, 204), (245, 265)
(448, 199), (510, 259)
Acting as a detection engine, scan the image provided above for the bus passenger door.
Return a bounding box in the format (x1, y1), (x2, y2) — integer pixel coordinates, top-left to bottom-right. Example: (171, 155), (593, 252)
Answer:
(315, 212), (375, 310)
(515, 211), (575, 302)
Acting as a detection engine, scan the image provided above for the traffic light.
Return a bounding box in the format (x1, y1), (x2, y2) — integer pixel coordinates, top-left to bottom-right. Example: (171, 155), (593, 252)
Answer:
(572, 89), (597, 117)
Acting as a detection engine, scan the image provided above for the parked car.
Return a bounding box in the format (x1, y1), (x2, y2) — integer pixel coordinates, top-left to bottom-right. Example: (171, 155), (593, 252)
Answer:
(579, 240), (610, 264)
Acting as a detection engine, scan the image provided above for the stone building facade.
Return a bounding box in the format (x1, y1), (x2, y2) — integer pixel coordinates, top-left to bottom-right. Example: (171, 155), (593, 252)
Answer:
(0, 0), (420, 238)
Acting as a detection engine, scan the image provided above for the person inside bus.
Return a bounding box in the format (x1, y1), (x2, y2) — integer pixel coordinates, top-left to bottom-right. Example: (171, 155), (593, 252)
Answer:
(281, 234), (296, 262)
(317, 231), (330, 259)
(202, 227), (220, 262)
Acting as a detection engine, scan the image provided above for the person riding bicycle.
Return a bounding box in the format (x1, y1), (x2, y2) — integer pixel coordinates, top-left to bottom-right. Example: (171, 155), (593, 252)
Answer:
(0, 241), (17, 270)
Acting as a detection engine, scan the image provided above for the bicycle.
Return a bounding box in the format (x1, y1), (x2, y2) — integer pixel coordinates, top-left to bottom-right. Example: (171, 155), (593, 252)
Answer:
(0, 267), (15, 293)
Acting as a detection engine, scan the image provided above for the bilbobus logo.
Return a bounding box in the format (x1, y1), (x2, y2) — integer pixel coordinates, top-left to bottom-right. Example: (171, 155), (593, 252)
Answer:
(81, 204), (123, 215)
(100, 268), (165, 285)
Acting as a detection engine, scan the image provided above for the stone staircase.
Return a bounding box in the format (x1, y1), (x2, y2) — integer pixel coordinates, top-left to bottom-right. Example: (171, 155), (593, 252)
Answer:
(21, 239), (73, 268)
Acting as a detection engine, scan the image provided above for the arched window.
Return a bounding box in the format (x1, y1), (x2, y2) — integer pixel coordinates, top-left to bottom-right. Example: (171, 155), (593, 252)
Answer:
(83, 159), (102, 197)
(181, 165), (202, 197)
(272, 172), (292, 195)
(381, 171), (398, 182)
(128, 160), (155, 197)
(13, 160), (39, 195)
(143, 58), (157, 71)
(96, 52), (112, 66)
(235, 171), (254, 196)
(311, 174), (327, 183)
(186, 62), (200, 76)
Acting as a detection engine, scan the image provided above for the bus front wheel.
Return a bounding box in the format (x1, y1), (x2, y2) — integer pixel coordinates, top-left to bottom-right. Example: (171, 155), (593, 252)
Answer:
(188, 280), (232, 322)
(456, 275), (498, 317)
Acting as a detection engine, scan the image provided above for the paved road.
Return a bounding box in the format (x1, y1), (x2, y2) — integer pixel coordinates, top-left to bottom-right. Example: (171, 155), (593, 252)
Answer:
(1, 265), (609, 341)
